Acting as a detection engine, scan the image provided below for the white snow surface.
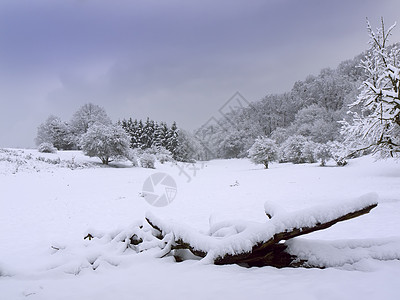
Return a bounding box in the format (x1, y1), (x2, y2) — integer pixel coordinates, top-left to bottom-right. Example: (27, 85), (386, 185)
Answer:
(1, 150), (400, 299)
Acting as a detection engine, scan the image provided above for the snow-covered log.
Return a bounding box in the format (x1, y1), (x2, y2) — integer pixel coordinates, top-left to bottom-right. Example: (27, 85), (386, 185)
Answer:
(145, 193), (378, 267)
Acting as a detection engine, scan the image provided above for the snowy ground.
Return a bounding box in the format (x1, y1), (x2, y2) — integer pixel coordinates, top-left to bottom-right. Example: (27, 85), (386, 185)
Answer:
(1, 149), (400, 299)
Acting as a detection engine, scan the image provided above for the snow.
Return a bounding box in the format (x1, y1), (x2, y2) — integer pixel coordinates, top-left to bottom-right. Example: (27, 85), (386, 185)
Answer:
(144, 193), (379, 262)
(1, 150), (400, 299)
(286, 237), (400, 269)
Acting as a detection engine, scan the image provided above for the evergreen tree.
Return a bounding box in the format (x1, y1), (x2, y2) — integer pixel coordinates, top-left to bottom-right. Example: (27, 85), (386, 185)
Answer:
(120, 117), (139, 149)
(152, 122), (165, 147)
(137, 119), (145, 149)
(130, 119), (141, 148)
(161, 122), (169, 148)
(166, 121), (179, 159)
(142, 118), (155, 149)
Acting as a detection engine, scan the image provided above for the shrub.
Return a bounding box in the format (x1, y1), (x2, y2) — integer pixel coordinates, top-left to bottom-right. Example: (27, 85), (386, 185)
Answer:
(328, 141), (348, 166)
(302, 140), (317, 163)
(147, 146), (173, 164)
(38, 142), (57, 153)
(126, 149), (140, 167)
(314, 143), (332, 166)
(139, 152), (155, 169)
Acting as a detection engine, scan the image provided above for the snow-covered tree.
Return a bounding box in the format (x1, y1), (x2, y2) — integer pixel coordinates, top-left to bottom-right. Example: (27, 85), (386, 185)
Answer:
(80, 123), (130, 165)
(291, 105), (340, 143)
(141, 118), (155, 149)
(341, 19), (400, 158)
(35, 115), (74, 150)
(136, 120), (145, 149)
(152, 122), (166, 148)
(219, 130), (253, 158)
(159, 122), (169, 148)
(121, 118), (143, 149)
(166, 121), (179, 159)
(270, 127), (290, 145)
(70, 103), (111, 138)
(248, 137), (278, 169)
(279, 135), (310, 164)
(173, 129), (207, 162)
(128, 119), (139, 148)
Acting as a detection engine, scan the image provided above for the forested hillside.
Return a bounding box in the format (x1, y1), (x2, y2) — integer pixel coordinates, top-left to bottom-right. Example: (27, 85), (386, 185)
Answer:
(193, 51), (369, 160)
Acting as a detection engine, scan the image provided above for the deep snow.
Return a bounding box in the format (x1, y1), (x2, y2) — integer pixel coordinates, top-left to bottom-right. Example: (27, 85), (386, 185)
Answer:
(1, 149), (400, 299)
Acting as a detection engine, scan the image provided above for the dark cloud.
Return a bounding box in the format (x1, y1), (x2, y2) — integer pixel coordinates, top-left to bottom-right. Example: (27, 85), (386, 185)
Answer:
(1, 0), (400, 147)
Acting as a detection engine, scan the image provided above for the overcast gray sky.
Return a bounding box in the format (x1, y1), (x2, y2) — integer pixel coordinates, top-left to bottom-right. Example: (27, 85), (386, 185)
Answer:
(1, 0), (400, 148)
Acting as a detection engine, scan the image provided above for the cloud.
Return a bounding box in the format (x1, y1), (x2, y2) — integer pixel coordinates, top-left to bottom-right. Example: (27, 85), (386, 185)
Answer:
(0, 0), (399, 147)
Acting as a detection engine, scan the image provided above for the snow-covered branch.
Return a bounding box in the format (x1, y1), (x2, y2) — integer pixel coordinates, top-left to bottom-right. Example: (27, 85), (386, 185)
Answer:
(144, 194), (378, 267)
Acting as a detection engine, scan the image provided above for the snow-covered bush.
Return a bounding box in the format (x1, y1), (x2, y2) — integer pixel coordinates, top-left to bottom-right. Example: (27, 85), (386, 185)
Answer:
(139, 152), (155, 169)
(328, 141), (348, 166)
(125, 149), (140, 167)
(80, 123), (130, 165)
(314, 143), (332, 166)
(146, 146), (173, 164)
(155, 147), (173, 164)
(38, 142), (57, 153)
(248, 137), (278, 169)
(36, 156), (62, 165)
(302, 140), (317, 163)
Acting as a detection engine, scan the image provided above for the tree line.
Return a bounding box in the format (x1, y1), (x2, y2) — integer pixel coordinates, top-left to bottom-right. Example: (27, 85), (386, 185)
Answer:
(118, 118), (179, 158)
(35, 103), (188, 164)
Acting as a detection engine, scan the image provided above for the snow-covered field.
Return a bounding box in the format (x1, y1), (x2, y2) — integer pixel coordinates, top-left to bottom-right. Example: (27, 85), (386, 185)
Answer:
(1, 149), (400, 300)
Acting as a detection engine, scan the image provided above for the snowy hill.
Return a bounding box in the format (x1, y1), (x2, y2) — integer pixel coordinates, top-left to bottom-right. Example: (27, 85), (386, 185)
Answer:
(0, 150), (399, 299)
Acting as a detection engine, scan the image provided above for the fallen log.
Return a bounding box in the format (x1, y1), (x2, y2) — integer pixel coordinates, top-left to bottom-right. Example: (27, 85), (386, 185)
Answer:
(145, 193), (378, 268)
(215, 202), (377, 267)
